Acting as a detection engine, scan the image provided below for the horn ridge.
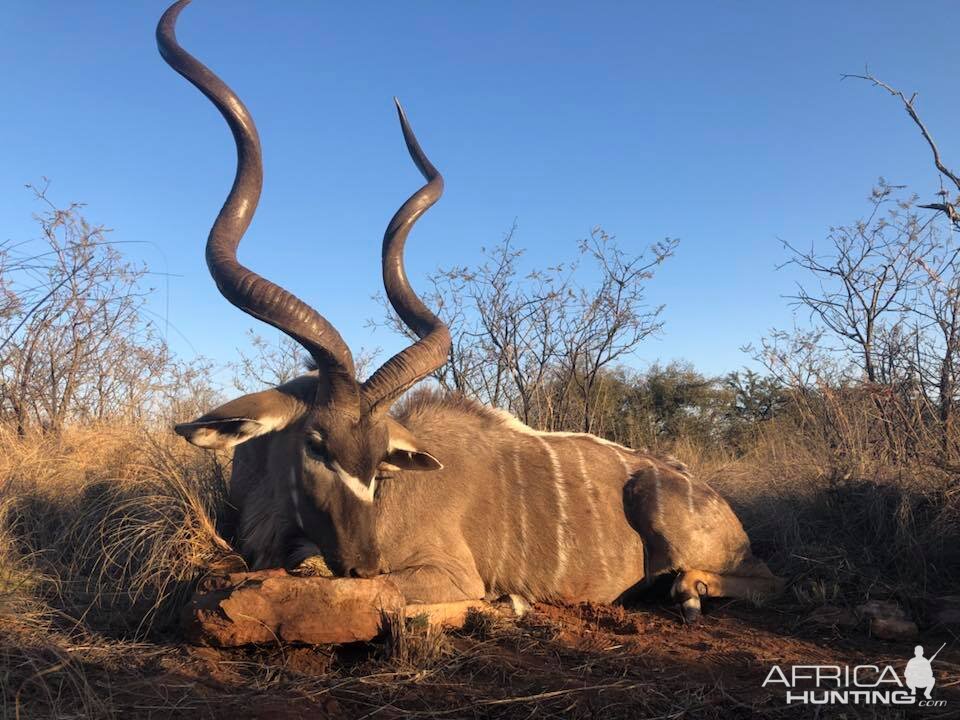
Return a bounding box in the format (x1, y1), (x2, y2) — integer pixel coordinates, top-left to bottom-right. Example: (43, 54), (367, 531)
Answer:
(157, 0), (357, 388)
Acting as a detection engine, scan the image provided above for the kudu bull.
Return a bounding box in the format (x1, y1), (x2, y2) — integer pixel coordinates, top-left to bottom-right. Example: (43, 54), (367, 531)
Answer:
(159, 0), (781, 621)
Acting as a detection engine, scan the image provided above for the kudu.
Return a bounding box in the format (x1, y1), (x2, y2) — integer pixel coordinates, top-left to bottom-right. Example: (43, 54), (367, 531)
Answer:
(159, 0), (781, 621)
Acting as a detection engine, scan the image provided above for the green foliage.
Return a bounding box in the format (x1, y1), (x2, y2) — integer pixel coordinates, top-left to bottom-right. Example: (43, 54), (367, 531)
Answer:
(534, 362), (786, 453)
(724, 369), (787, 449)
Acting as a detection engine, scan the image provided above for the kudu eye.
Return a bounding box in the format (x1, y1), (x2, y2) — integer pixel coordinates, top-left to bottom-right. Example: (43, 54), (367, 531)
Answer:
(304, 433), (328, 460)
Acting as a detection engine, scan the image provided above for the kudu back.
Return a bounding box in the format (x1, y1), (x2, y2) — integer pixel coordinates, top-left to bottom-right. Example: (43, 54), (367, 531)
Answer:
(159, 0), (781, 621)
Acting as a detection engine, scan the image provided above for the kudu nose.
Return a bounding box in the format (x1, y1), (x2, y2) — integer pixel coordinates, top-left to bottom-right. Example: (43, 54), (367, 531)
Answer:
(348, 565), (383, 579)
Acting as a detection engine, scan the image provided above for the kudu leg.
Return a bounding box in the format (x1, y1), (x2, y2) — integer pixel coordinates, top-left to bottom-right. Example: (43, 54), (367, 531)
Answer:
(670, 566), (785, 623)
(287, 540), (334, 577)
(386, 563), (486, 605)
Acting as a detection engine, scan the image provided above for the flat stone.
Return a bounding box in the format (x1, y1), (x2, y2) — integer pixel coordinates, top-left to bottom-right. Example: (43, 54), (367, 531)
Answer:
(404, 600), (487, 628)
(854, 600), (920, 641)
(857, 599), (906, 621)
(870, 616), (918, 641)
(182, 570), (405, 646)
(806, 604), (859, 629)
(183, 571), (488, 647)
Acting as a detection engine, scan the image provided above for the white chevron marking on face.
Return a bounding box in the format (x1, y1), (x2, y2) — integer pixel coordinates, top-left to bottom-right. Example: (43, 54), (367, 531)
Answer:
(331, 461), (376, 503)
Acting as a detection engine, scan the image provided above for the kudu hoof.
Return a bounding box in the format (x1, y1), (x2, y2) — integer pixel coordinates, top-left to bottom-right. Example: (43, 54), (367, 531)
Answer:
(681, 597), (702, 624)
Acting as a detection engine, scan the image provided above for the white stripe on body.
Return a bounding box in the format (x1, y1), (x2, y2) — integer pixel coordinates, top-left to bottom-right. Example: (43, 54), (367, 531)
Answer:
(492, 409), (638, 455)
(653, 465), (665, 525)
(613, 449), (633, 478)
(572, 442), (611, 582)
(536, 436), (568, 589)
(490, 455), (509, 592)
(512, 440), (529, 586)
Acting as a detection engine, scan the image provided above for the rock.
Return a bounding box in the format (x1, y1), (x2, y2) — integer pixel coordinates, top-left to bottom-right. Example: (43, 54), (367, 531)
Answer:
(855, 600), (918, 641)
(183, 570), (489, 647)
(405, 600), (487, 628)
(806, 604), (858, 629)
(870, 616), (919, 641)
(857, 599), (906, 621)
(182, 570), (405, 646)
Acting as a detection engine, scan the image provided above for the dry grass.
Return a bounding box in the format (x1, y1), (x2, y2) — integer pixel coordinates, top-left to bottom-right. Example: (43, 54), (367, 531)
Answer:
(0, 424), (239, 717)
(677, 418), (960, 615)
(0, 423), (236, 634)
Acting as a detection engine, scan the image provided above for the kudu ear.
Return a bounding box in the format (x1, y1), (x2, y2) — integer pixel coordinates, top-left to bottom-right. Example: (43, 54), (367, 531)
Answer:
(174, 376), (317, 450)
(382, 417), (443, 472)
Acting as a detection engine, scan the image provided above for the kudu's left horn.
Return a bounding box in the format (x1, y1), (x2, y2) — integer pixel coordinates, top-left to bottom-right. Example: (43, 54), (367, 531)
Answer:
(361, 99), (451, 415)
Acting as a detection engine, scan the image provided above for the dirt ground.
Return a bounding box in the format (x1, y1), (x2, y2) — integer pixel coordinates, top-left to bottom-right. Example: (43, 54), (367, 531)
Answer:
(24, 598), (954, 720)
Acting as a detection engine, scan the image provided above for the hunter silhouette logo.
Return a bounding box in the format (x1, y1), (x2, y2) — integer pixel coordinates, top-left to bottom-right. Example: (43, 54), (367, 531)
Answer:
(905, 644), (945, 701)
(762, 643), (948, 707)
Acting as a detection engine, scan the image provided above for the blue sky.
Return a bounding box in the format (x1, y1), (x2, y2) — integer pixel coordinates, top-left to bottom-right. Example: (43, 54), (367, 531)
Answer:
(1, 1), (957, 381)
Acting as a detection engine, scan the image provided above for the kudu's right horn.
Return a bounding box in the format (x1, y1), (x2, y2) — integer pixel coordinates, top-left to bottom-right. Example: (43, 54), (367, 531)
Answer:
(157, 0), (359, 411)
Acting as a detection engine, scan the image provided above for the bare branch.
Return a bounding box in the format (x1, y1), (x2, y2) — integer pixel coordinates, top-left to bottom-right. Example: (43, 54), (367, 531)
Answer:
(844, 70), (960, 228)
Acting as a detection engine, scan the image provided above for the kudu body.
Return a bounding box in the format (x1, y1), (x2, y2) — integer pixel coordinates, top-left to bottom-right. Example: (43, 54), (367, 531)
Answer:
(160, 0), (781, 621)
